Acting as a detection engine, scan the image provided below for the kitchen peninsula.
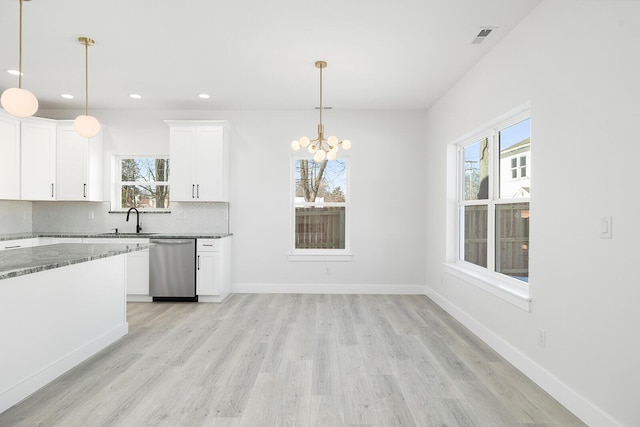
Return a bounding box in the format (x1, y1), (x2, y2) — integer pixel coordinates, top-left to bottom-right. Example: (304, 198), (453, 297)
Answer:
(0, 242), (147, 413)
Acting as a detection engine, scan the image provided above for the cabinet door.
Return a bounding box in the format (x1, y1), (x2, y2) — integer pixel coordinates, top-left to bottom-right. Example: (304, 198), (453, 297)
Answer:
(194, 127), (224, 201)
(21, 120), (56, 200)
(56, 124), (103, 201)
(126, 249), (150, 295)
(56, 128), (89, 200)
(169, 127), (196, 201)
(196, 250), (220, 295)
(0, 114), (21, 199)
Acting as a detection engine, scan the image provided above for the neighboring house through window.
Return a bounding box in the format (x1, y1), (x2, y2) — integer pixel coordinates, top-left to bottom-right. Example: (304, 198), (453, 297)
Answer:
(116, 157), (170, 210)
(458, 112), (531, 283)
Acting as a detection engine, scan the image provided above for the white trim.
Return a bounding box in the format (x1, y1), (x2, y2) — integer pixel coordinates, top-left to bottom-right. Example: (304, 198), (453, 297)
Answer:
(424, 286), (622, 427)
(443, 262), (531, 312)
(232, 283), (426, 295)
(288, 251), (353, 262)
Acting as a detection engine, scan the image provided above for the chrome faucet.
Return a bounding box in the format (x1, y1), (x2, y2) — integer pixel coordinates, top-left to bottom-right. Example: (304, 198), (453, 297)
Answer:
(125, 207), (142, 233)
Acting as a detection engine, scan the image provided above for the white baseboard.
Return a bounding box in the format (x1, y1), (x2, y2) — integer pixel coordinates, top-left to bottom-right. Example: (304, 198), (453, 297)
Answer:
(0, 323), (128, 414)
(424, 286), (621, 427)
(232, 283), (427, 295)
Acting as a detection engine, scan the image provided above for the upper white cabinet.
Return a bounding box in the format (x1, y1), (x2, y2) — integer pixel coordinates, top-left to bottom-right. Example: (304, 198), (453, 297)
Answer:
(0, 113), (21, 199)
(20, 118), (57, 201)
(56, 122), (103, 201)
(166, 120), (230, 202)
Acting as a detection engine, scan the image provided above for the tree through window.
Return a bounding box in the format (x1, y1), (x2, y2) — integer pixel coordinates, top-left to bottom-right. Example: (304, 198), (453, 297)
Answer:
(118, 157), (170, 209)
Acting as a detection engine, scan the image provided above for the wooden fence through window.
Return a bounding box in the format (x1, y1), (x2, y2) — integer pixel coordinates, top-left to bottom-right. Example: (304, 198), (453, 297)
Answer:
(464, 203), (529, 280)
(295, 206), (346, 249)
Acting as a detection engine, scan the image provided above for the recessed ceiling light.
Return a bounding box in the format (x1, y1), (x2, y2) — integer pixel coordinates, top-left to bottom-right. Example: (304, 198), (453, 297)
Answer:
(198, 93), (210, 99)
(60, 94), (74, 99)
(7, 69), (22, 76)
(129, 93), (142, 99)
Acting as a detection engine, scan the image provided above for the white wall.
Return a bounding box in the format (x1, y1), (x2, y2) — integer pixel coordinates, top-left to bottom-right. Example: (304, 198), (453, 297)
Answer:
(424, 1), (640, 426)
(40, 108), (428, 291)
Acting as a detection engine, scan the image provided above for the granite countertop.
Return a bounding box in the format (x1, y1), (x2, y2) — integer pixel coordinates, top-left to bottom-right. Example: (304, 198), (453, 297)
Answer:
(0, 232), (232, 242)
(0, 243), (149, 281)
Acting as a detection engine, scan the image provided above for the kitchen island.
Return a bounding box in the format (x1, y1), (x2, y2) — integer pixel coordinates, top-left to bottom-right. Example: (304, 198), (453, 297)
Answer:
(0, 243), (148, 414)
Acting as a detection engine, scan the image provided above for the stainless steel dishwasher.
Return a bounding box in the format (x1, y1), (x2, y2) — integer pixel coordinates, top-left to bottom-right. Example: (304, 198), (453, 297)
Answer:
(149, 238), (197, 302)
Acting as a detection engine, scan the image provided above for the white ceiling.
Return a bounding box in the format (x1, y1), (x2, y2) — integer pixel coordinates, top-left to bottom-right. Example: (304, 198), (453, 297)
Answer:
(0, 0), (541, 112)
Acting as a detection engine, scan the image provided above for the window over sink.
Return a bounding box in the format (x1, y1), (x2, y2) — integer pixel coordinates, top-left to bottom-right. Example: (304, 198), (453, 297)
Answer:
(115, 157), (170, 210)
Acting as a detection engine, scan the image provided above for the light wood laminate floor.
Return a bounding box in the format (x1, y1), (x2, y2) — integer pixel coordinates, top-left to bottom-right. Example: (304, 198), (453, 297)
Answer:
(0, 294), (585, 426)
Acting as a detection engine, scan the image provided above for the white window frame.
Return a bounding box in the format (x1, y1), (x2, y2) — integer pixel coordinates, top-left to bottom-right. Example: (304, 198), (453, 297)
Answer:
(288, 155), (352, 262)
(112, 155), (171, 212)
(444, 104), (532, 311)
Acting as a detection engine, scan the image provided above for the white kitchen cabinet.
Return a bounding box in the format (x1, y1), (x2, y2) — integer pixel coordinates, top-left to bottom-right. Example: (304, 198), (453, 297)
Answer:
(83, 237), (149, 297)
(1, 238), (40, 250)
(196, 237), (231, 302)
(56, 123), (103, 201)
(20, 118), (56, 201)
(166, 121), (230, 202)
(0, 113), (21, 199)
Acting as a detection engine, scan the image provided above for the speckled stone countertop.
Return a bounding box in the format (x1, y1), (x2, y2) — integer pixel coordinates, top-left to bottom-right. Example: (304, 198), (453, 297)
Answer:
(0, 232), (232, 241)
(0, 243), (150, 281)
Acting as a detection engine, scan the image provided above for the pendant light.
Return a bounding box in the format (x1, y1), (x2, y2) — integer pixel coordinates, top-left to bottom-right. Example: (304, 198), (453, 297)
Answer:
(74, 36), (101, 138)
(290, 61), (351, 162)
(1, 0), (39, 118)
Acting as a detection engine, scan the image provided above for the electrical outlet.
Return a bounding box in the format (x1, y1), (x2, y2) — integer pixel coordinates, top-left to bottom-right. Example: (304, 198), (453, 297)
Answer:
(88, 211), (95, 220)
(537, 328), (546, 348)
(223, 210), (229, 220)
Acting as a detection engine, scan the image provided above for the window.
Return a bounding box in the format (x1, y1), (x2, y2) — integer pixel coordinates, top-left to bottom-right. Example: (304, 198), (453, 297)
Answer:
(290, 157), (350, 260)
(458, 114), (531, 283)
(116, 157), (170, 210)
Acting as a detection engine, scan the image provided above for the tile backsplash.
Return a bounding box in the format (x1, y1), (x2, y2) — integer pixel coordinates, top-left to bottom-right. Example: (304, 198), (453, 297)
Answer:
(0, 201), (33, 234)
(30, 201), (229, 234)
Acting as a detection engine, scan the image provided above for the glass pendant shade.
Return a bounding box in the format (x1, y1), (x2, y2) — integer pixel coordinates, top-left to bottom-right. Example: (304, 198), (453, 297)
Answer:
(1, 87), (38, 117)
(290, 139), (301, 150)
(314, 149), (326, 162)
(341, 139), (352, 150)
(74, 115), (101, 138)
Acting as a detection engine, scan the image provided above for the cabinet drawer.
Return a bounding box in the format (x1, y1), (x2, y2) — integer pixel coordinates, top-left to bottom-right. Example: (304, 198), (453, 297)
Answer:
(1, 238), (40, 250)
(197, 239), (220, 252)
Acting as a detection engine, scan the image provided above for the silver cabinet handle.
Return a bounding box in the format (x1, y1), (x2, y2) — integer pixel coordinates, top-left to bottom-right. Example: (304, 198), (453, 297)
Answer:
(196, 184), (200, 198)
(83, 183), (87, 198)
(51, 183), (54, 198)
(197, 255), (200, 270)
(192, 184), (195, 199)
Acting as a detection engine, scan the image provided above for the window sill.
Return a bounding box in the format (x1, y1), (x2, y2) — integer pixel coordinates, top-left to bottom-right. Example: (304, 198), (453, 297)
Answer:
(288, 251), (353, 262)
(442, 262), (531, 312)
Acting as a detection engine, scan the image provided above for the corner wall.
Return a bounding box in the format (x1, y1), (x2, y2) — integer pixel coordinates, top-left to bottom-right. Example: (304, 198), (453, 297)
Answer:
(424, 1), (640, 425)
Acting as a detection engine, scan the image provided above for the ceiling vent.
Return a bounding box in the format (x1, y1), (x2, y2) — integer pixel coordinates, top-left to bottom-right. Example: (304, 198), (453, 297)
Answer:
(472, 28), (495, 44)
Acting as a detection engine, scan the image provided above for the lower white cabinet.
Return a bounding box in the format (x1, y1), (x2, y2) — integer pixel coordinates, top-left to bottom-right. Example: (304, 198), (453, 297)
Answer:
(83, 238), (149, 297)
(1, 238), (40, 250)
(196, 237), (231, 301)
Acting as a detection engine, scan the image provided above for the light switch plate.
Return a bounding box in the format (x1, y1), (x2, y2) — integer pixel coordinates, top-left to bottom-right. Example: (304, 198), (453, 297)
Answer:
(600, 216), (612, 239)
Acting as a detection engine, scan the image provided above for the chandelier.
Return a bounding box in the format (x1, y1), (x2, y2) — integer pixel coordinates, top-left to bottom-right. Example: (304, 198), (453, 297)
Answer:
(290, 60), (351, 162)
(0, 0), (38, 118)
